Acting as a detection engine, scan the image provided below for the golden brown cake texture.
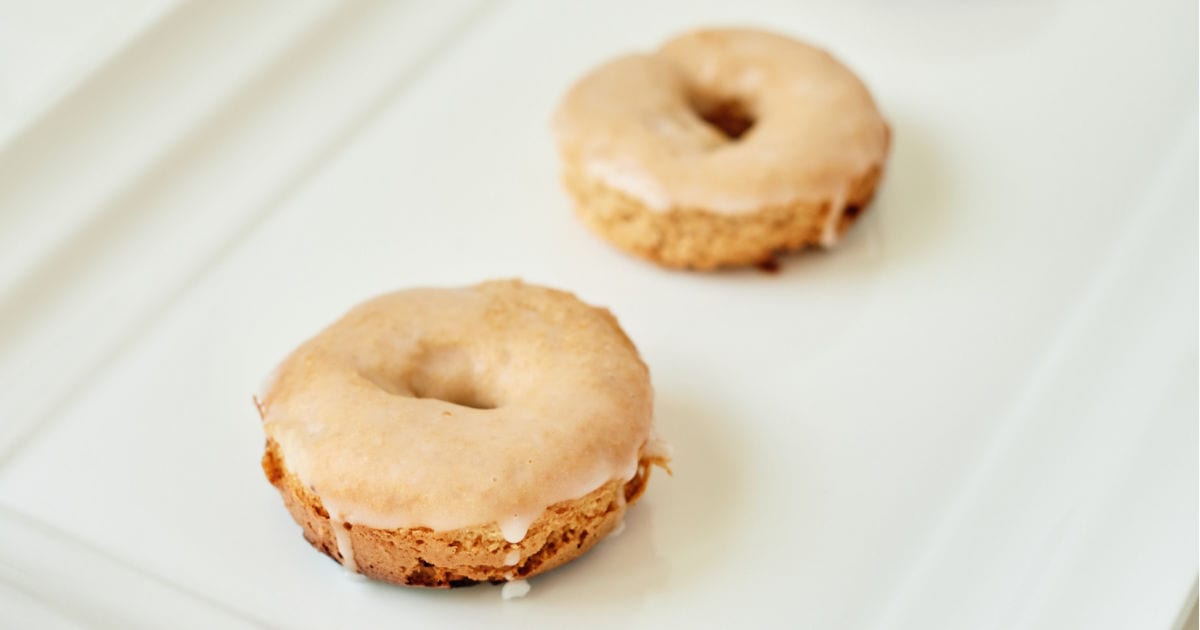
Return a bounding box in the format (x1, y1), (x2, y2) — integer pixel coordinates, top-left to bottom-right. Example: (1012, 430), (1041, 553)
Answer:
(553, 28), (891, 270)
(261, 439), (660, 587)
(255, 280), (669, 587)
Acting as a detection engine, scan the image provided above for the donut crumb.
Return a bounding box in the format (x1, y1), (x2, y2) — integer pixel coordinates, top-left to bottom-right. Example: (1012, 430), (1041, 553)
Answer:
(563, 161), (883, 269)
(264, 436), (660, 588)
(261, 446), (284, 484)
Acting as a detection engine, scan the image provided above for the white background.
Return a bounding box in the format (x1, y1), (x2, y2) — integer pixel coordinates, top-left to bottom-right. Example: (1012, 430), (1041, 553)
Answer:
(0, 0), (1195, 628)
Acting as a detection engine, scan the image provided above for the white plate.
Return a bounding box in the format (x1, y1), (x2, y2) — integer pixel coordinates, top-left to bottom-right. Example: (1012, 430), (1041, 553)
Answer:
(0, 0), (1195, 628)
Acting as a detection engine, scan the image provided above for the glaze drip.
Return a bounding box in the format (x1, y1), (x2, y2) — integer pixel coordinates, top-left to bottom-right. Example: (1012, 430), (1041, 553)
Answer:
(259, 281), (662, 544)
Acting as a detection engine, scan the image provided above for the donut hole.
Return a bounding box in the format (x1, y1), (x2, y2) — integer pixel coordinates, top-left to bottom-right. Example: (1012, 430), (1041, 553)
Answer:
(406, 347), (497, 410)
(691, 96), (756, 141)
(361, 346), (498, 410)
(408, 374), (496, 410)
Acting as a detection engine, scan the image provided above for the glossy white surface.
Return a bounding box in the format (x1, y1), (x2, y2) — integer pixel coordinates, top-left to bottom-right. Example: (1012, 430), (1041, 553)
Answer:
(0, 0), (176, 141)
(0, 0), (1195, 628)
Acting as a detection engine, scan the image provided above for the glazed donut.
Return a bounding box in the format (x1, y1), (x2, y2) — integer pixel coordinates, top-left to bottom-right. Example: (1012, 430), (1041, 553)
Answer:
(553, 28), (890, 270)
(255, 280), (670, 588)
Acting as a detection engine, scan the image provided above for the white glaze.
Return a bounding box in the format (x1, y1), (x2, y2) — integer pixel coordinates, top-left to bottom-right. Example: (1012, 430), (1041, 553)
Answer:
(819, 188), (849, 248)
(259, 281), (660, 543)
(643, 428), (675, 462)
(584, 159), (671, 210)
(500, 514), (537, 545)
(501, 580), (531, 600)
(554, 29), (888, 216)
(331, 516), (357, 573)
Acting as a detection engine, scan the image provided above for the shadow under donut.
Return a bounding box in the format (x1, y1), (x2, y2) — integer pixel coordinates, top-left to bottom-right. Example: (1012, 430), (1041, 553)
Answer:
(511, 388), (748, 610)
(704, 112), (956, 280)
(341, 385), (746, 617)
